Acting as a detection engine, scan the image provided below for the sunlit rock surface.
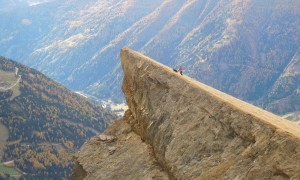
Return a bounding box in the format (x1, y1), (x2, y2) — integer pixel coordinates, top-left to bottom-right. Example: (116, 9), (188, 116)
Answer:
(73, 48), (300, 180)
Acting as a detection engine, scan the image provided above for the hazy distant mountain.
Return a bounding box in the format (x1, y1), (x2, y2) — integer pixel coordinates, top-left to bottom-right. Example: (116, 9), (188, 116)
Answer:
(263, 48), (300, 114)
(0, 0), (299, 115)
(0, 56), (116, 178)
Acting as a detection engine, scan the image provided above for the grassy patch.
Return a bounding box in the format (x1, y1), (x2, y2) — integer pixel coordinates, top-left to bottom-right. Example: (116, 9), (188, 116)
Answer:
(0, 70), (21, 99)
(0, 164), (21, 176)
(10, 83), (21, 100)
(0, 70), (16, 82)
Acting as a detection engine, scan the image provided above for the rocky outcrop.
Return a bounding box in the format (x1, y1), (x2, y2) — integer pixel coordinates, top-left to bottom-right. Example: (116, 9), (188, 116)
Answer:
(73, 48), (300, 179)
(72, 119), (168, 180)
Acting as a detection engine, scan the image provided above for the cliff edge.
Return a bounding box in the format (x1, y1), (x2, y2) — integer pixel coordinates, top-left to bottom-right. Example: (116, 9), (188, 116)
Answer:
(73, 48), (300, 180)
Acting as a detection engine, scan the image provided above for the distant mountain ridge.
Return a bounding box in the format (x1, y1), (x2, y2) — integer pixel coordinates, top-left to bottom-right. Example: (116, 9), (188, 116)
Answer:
(0, 0), (299, 115)
(0, 56), (116, 179)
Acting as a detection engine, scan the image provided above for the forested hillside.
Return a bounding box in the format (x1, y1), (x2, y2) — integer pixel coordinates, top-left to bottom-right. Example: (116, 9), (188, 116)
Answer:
(0, 56), (116, 179)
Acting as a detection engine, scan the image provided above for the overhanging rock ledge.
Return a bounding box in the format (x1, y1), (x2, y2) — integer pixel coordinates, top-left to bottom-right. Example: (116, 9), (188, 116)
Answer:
(73, 48), (300, 180)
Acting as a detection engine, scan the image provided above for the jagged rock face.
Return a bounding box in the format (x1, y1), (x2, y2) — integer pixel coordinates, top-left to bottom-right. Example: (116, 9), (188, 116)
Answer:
(120, 48), (300, 179)
(72, 119), (168, 180)
(74, 49), (300, 179)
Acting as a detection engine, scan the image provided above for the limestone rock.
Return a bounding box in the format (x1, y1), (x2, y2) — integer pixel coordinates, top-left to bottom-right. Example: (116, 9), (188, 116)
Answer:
(107, 146), (116, 155)
(73, 48), (300, 180)
(98, 134), (116, 142)
(120, 48), (300, 179)
(72, 119), (168, 180)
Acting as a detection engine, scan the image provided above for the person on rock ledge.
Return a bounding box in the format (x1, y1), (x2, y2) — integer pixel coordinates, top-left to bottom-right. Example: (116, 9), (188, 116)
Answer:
(179, 66), (183, 75)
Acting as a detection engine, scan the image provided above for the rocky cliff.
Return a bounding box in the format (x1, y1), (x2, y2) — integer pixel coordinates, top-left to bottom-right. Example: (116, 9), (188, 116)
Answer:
(73, 48), (300, 179)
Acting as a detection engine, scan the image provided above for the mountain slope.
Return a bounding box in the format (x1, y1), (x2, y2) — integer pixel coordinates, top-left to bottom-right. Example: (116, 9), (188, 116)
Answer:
(73, 48), (300, 179)
(0, 0), (299, 115)
(264, 48), (300, 114)
(0, 56), (116, 179)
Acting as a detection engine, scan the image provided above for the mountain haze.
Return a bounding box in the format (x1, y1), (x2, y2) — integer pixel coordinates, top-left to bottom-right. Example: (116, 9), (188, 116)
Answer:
(0, 0), (299, 115)
(0, 56), (116, 179)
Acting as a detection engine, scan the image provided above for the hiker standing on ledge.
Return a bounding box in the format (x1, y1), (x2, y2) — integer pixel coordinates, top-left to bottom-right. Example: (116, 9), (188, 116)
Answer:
(179, 66), (183, 75)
